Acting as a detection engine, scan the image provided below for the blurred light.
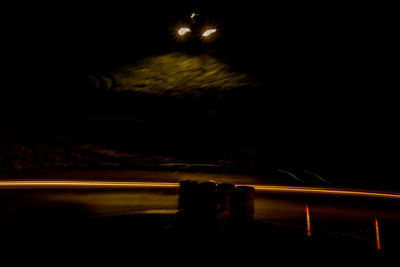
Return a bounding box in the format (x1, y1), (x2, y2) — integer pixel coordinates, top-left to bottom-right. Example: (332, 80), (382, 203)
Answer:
(244, 185), (400, 200)
(2, 181), (400, 201)
(190, 13), (198, 20)
(178, 27), (191, 36)
(202, 29), (217, 37)
(0, 180), (180, 189)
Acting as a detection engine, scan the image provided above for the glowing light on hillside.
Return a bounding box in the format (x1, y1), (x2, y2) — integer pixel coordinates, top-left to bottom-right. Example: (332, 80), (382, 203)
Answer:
(202, 29), (216, 37)
(178, 27), (191, 36)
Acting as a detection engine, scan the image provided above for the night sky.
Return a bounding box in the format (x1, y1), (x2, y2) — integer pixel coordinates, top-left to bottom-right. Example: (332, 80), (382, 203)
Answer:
(1, 3), (397, 189)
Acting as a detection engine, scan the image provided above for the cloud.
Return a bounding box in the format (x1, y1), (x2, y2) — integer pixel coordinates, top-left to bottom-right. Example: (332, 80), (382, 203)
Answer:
(107, 53), (255, 96)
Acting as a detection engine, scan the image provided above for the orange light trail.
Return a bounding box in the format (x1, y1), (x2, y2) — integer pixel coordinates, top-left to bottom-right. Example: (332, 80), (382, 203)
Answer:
(0, 180), (180, 189)
(305, 204), (312, 237)
(0, 181), (400, 200)
(244, 185), (400, 200)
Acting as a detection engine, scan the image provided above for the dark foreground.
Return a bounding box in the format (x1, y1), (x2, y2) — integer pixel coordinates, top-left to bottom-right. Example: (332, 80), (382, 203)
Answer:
(1, 185), (399, 266)
(2, 213), (392, 266)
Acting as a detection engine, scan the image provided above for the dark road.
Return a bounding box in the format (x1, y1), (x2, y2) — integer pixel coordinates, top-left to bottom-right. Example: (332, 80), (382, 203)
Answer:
(2, 173), (400, 255)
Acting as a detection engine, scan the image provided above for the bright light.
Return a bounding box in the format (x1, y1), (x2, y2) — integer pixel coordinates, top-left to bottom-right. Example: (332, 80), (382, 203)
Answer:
(178, 27), (191, 36)
(191, 13), (198, 19)
(202, 29), (217, 37)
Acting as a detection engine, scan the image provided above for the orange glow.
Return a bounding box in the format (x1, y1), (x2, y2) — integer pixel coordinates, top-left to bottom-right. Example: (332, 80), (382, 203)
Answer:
(0, 180), (180, 189)
(375, 217), (382, 250)
(305, 204), (312, 237)
(1, 181), (400, 201)
(244, 185), (400, 200)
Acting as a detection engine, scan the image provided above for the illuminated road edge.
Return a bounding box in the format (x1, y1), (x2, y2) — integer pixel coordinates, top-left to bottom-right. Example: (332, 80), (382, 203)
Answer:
(1, 180), (400, 200)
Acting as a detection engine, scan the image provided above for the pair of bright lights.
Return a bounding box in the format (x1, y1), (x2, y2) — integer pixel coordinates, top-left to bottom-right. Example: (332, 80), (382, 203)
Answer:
(178, 27), (217, 37)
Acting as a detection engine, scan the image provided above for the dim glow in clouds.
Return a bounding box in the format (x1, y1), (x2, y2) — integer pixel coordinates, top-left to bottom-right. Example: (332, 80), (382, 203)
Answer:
(202, 29), (216, 37)
(109, 52), (253, 95)
(1, 180), (400, 200)
(178, 27), (191, 36)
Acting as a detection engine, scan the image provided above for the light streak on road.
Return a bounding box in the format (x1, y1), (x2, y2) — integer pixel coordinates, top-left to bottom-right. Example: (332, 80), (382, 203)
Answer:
(303, 170), (330, 184)
(246, 185), (400, 200)
(0, 180), (180, 189)
(1, 181), (400, 200)
(277, 169), (303, 183)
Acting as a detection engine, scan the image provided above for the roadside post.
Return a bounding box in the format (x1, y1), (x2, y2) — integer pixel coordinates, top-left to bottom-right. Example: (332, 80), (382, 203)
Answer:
(305, 204), (312, 237)
(231, 186), (255, 224)
(374, 217), (381, 251)
(216, 183), (236, 226)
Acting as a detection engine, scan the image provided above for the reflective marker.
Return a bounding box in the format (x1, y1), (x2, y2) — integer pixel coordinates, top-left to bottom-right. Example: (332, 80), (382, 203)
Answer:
(375, 217), (381, 250)
(305, 204), (312, 237)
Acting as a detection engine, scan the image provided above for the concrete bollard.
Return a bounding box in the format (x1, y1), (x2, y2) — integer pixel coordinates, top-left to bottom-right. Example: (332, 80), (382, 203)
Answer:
(178, 180), (199, 214)
(197, 181), (217, 220)
(216, 183), (236, 223)
(178, 181), (255, 228)
(177, 180), (217, 240)
(231, 186), (255, 223)
(178, 180), (217, 219)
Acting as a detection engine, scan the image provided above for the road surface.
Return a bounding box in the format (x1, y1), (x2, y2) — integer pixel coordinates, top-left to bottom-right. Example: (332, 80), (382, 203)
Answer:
(1, 172), (400, 265)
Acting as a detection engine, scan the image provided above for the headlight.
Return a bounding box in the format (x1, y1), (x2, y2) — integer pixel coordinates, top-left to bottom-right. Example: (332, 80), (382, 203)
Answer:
(178, 27), (191, 36)
(202, 29), (217, 37)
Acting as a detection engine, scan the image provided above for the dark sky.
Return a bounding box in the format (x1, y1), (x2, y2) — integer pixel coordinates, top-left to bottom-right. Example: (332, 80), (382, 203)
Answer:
(3, 2), (392, 125)
(5, 2), (380, 69)
(4, 2), (390, 121)
(2, 2), (396, 187)
(4, 2), (385, 79)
